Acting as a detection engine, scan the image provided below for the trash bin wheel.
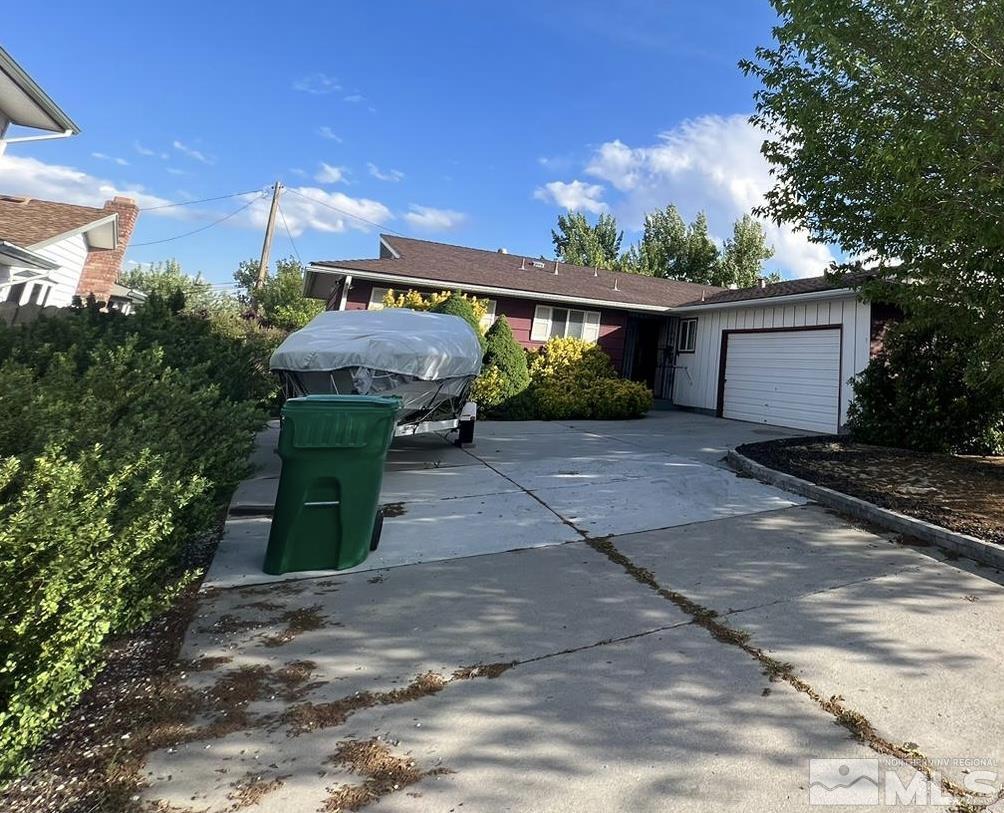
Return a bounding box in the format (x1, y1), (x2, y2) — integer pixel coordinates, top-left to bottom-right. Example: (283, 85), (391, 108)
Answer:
(370, 508), (384, 551)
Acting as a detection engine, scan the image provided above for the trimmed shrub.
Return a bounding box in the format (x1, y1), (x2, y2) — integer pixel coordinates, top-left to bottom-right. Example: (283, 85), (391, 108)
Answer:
(473, 316), (530, 414)
(847, 319), (1004, 454)
(0, 299), (275, 779)
(431, 292), (485, 349)
(497, 337), (652, 420)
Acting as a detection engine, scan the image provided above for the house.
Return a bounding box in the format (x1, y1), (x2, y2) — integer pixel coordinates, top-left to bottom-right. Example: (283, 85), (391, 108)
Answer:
(0, 195), (139, 309)
(0, 45), (79, 153)
(304, 235), (890, 434)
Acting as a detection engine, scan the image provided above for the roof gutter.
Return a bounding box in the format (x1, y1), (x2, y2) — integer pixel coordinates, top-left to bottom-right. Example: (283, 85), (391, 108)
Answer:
(0, 240), (59, 270)
(2, 128), (75, 147)
(0, 47), (80, 134)
(668, 287), (856, 313)
(306, 264), (675, 313)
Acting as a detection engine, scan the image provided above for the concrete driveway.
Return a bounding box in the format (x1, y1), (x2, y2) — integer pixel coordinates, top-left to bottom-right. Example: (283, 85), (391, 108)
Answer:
(143, 412), (1004, 812)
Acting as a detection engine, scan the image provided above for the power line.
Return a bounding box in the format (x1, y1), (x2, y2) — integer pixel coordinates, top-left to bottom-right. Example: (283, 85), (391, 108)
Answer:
(139, 189), (264, 211)
(284, 187), (406, 236)
(130, 193), (266, 247)
(277, 201), (302, 264)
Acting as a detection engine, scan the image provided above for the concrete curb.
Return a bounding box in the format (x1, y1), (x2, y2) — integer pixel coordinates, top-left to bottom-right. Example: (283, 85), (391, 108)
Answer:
(727, 449), (1004, 571)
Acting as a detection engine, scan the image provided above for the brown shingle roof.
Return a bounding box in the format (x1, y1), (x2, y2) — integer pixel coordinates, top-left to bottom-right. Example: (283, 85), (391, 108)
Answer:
(679, 272), (871, 307)
(0, 195), (113, 248)
(313, 235), (723, 309)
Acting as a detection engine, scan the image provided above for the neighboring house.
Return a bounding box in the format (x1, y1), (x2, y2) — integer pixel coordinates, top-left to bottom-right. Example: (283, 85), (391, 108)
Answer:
(0, 195), (139, 309)
(304, 235), (890, 434)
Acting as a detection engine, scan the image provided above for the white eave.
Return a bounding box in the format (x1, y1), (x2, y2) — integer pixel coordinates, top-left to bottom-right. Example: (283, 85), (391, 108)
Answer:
(0, 47), (79, 134)
(28, 213), (118, 252)
(305, 264), (674, 313)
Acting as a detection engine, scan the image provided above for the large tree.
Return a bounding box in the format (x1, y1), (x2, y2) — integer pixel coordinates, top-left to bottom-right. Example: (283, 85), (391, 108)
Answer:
(716, 215), (776, 288)
(234, 256), (322, 331)
(627, 205), (721, 283)
(119, 259), (222, 310)
(741, 0), (1004, 388)
(551, 212), (623, 269)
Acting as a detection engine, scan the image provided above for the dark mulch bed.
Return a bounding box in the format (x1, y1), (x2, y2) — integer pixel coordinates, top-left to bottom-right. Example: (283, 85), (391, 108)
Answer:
(738, 437), (1004, 545)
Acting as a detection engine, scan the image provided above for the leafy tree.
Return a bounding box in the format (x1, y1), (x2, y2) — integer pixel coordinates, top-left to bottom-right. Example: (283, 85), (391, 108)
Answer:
(233, 257), (322, 331)
(551, 212), (623, 269)
(741, 0), (1004, 391)
(120, 259), (221, 310)
(626, 206), (720, 283)
(716, 215), (776, 288)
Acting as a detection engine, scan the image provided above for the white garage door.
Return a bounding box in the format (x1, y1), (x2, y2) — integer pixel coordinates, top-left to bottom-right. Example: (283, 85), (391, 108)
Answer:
(722, 329), (841, 433)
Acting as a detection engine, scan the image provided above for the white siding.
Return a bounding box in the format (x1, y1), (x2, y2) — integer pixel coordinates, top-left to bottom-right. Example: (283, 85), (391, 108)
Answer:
(671, 295), (872, 429)
(25, 234), (89, 308)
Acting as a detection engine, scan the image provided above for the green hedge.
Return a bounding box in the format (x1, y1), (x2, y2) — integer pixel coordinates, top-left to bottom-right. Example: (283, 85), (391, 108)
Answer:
(0, 296), (282, 780)
(847, 318), (1004, 454)
(496, 337), (652, 420)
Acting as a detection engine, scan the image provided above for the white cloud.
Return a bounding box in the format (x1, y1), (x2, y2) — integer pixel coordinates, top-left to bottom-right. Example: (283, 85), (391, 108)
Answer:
(165, 167), (189, 176)
(578, 115), (835, 278)
(314, 162), (348, 184)
(172, 140), (214, 165)
(0, 153), (180, 214)
(247, 187), (392, 236)
(91, 152), (129, 167)
(402, 204), (467, 231)
(134, 141), (168, 160)
(533, 180), (609, 214)
(0, 154), (396, 241)
(317, 126), (343, 142)
(293, 73), (340, 94)
(367, 162), (404, 183)
(343, 93), (365, 103)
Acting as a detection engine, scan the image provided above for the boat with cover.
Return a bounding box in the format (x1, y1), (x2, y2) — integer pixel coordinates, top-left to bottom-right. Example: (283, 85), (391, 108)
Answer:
(269, 308), (482, 436)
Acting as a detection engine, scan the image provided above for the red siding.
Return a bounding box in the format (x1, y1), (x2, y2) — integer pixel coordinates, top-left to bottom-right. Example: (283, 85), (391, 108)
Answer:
(334, 279), (629, 370)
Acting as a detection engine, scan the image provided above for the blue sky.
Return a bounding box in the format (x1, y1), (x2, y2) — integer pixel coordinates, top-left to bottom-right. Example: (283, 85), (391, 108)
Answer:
(2, 1), (834, 285)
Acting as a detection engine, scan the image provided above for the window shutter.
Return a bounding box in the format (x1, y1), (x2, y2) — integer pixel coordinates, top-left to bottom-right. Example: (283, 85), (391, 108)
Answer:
(530, 305), (552, 341)
(583, 311), (601, 343)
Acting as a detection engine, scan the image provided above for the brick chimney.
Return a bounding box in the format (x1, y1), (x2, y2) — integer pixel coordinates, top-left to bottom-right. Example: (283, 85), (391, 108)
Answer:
(75, 196), (139, 303)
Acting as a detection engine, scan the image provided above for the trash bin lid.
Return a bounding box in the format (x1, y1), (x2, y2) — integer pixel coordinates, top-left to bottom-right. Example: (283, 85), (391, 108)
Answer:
(283, 394), (401, 413)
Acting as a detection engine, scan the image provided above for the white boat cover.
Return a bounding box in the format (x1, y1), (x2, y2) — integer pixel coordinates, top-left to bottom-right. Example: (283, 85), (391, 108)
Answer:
(269, 308), (483, 381)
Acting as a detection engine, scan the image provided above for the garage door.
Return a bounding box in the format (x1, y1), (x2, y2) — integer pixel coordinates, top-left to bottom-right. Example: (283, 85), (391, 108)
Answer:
(721, 329), (841, 433)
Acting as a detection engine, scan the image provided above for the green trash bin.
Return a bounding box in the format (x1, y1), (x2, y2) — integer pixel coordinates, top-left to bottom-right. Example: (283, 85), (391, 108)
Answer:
(263, 395), (399, 575)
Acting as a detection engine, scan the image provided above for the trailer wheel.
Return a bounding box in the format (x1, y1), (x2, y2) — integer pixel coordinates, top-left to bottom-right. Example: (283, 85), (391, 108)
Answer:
(370, 509), (384, 552)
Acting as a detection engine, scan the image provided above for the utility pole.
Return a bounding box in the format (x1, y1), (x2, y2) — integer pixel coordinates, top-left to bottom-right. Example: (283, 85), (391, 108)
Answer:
(256, 181), (282, 288)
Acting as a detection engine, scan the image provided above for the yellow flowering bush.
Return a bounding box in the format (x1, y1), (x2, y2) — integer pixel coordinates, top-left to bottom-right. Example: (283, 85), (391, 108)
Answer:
(381, 288), (490, 326)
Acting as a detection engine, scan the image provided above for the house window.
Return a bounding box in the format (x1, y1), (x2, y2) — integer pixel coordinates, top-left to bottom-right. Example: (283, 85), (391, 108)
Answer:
(480, 300), (497, 332)
(530, 305), (601, 343)
(4, 282), (26, 304)
(367, 286), (391, 310)
(678, 318), (698, 353)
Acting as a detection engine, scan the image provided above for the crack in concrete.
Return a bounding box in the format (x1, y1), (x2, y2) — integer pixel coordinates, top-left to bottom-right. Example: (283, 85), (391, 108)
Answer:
(583, 534), (978, 803)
